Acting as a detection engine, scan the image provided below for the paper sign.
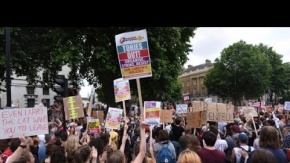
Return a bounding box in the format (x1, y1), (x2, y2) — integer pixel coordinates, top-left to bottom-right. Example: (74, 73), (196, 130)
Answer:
(88, 119), (100, 134)
(115, 29), (152, 80)
(113, 78), (131, 102)
(0, 107), (48, 139)
(285, 101), (290, 110)
(105, 107), (123, 130)
(144, 101), (161, 125)
(176, 104), (188, 114)
(63, 95), (85, 120)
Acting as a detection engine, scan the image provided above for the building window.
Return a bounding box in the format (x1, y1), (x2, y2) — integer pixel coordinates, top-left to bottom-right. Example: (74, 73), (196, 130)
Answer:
(193, 88), (197, 96)
(27, 99), (35, 107)
(187, 81), (190, 86)
(192, 78), (197, 85)
(26, 86), (35, 95)
(42, 72), (49, 82)
(200, 77), (204, 84)
(201, 87), (206, 96)
(43, 87), (49, 95)
(44, 98), (50, 107)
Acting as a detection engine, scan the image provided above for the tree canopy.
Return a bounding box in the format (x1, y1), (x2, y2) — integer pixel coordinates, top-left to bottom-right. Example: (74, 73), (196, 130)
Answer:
(204, 40), (272, 105)
(0, 27), (197, 107)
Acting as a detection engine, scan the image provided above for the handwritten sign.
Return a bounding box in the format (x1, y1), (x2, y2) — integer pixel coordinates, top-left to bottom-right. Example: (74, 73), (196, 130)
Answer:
(93, 111), (104, 124)
(161, 110), (173, 124)
(0, 107), (48, 139)
(206, 103), (234, 122)
(115, 29), (152, 80)
(186, 110), (207, 128)
(285, 101), (290, 110)
(114, 78), (131, 102)
(176, 104), (188, 114)
(242, 106), (258, 118)
(63, 95), (84, 120)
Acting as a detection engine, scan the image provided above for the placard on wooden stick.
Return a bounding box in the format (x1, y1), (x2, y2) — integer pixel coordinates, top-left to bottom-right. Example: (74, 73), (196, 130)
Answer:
(63, 95), (84, 120)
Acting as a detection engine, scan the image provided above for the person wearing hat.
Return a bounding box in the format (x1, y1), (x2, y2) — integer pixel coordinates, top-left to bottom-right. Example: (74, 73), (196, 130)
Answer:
(231, 133), (255, 163)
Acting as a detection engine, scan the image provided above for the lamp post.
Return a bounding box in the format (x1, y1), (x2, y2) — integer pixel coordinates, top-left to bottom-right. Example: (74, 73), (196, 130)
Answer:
(5, 27), (11, 107)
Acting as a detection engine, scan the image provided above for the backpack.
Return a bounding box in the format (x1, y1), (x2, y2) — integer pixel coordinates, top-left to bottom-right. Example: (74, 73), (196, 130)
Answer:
(157, 142), (175, 163)
(239, 146), (253, 163)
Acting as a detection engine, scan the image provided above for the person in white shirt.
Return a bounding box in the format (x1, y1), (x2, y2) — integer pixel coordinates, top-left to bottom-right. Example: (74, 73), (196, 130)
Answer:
(39, 99), (47, 108)
(231, 133), (255, 163)
(209, 125), (228, 151)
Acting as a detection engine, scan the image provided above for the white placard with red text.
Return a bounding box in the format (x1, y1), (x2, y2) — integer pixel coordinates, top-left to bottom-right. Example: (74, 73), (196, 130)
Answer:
(0, 107), (48, 139)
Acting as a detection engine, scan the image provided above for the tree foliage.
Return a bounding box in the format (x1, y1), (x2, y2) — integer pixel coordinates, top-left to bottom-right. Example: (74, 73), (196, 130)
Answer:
(0, 27), (196, 107)
(204, 40), (272, 105)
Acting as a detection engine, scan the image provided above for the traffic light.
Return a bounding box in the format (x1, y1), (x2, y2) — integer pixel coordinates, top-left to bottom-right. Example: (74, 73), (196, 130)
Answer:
(53, 75), (68, 131)
(53, 75), (68, 102)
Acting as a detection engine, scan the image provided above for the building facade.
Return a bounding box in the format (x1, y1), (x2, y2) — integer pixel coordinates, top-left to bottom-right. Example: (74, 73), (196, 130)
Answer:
(0, 65), (71, 108)
(178, 59), (220, 103)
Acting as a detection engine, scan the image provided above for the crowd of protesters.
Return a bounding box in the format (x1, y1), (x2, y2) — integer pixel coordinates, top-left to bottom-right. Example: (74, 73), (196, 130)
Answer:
(0, 101), (289, 163)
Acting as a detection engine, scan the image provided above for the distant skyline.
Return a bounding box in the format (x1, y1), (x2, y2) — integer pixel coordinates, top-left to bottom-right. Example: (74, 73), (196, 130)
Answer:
(80, 27), (290, 97)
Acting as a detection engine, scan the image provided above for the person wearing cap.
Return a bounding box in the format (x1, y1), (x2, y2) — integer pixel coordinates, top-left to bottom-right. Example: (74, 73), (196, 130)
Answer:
(231, 133), (254, 163)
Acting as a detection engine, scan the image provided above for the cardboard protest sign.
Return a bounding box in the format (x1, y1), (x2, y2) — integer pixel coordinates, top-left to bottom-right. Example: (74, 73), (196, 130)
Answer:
(0, 107), (48, 139)
(160, 110), (173, 124)
(176, 104), (188, 114)
(115, 29), (152, 80)
(63, 95), (84, 120)
(242, 106), (258, 118)
(206, 103), (234, 122)
(93, 111), (104, 124)
(192, 101), (204, 110)
(186, 110), (207, 128)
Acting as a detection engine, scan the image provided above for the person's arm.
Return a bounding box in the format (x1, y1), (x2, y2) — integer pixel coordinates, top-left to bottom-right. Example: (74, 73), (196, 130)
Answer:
(149, 143), (156, 163)
(90, 146), (98, 163)
(133, 121), (146, 163)
(7, 134), (27, 163)
(230, 148), (236, 163)
(120, 118), (129, 153)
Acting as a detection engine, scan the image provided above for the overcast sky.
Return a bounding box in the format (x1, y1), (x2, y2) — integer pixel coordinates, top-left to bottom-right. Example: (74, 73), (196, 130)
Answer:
(80, 27), (290, 97)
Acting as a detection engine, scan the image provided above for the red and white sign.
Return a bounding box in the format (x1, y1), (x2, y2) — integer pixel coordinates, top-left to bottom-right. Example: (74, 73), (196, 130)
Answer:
(0, 107), (48, 139)
(183, 93), (189, 104)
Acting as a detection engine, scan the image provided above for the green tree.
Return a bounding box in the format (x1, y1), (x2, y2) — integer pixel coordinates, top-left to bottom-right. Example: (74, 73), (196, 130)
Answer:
(0, 27), (196, 107)
(256, 44), (289, 105)
(204, 40), (272, 106)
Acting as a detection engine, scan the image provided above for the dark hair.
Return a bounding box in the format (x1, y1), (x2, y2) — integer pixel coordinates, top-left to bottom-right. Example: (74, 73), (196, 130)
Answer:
(0, 139), (9, 153)
(45, 143), (53, 156)
(158, 130), (169, 141)
(89, 138), (104, 156)
(107, 150), (125, 163)
(251, 149), (276, 163)
(175, 117), (181, 125)
(209, 125), (219, 135)
(259, 126), (280, 148)
(50, 145), (67, 163)
(152, 126), (163, 140)
(202, 131), (217, 147)
(59, 131), (68, 141)
(73, 145), (91, 163)
(10, 138), (21, 152)
(100, 133), (110, 146)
